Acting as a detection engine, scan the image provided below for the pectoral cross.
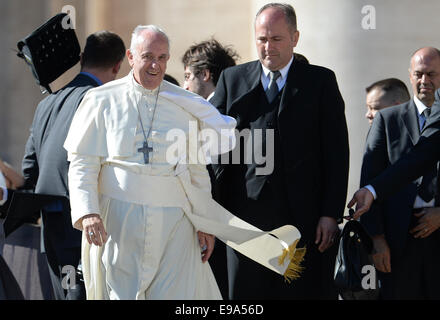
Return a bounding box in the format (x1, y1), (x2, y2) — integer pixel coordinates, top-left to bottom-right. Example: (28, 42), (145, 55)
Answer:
(138, 140), (153, 164)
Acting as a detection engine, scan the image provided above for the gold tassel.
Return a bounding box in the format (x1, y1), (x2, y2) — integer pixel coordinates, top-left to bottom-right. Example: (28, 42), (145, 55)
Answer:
(278, 239), (306, 283)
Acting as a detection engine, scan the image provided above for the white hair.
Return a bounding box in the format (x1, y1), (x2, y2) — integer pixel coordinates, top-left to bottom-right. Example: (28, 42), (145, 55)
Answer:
(129, 25), (170, 55)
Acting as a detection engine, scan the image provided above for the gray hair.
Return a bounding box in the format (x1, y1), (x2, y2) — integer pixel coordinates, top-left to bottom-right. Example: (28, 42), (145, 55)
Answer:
(129, 25), (170, 55)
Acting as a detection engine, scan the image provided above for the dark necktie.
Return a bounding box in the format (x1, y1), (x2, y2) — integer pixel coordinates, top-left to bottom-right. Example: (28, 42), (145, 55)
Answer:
(418, 107), (437, 202)
(266, 71), (281, 103)
(420, 108), (431, 131)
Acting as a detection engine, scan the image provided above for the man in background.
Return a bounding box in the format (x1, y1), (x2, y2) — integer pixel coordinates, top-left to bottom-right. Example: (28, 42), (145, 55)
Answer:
(182, 38), (239, 101)
(365, 78), (410, 125)
(182, 38), (239, 299)
(22, 31), (125, 300)
(357, 47), (440, 299)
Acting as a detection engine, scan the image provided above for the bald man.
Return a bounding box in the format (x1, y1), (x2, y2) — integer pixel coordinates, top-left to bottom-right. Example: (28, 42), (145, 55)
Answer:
(356, 47), (440, 299)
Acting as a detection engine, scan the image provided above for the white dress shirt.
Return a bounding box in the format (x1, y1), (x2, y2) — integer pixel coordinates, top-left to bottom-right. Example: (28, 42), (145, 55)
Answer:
(260, 55), (294, 91)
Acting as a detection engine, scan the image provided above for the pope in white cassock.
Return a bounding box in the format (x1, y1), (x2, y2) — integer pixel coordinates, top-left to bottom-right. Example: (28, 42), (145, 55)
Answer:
(64, 25), (303, 300)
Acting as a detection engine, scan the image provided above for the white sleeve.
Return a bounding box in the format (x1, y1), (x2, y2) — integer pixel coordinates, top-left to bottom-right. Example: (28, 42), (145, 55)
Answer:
(68, 153), (102, 230)
(0, 171), (7, 206)
(186, 120), (212, 194)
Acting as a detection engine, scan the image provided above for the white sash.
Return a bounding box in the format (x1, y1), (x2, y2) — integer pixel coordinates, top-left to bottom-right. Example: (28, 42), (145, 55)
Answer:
(98, 164), (305, 279)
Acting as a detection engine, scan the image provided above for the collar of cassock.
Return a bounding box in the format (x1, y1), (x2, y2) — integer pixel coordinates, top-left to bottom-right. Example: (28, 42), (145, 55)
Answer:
(130, 70), (161, 96)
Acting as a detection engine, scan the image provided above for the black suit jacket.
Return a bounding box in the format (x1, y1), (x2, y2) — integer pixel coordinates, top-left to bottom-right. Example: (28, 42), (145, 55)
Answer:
(370, 89), (440, 199)
(210, 59), (349, 240)
(360, 100), (425, 257)
(22, 73), (98, 252)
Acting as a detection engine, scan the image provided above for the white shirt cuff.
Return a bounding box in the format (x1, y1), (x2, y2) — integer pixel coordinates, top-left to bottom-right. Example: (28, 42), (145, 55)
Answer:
(364, 185), (377, 200)
(0, 187), (7, 206)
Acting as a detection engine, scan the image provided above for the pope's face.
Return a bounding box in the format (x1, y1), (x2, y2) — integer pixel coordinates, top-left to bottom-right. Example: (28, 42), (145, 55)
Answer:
(127, 30), (170, 90)
(255, 8), (299, 71)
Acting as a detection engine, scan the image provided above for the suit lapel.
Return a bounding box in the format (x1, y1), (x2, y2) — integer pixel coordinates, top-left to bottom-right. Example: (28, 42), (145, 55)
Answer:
(400, 99), (420, 145)
(423, 96), (440, 131)
(244, 61), (262, 92)
(278, 60), (300, 116)
(227, 61), (261, 115)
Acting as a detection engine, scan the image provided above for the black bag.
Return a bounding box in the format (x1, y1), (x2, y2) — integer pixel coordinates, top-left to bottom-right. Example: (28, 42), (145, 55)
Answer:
(16, 13), (80, 94)
(334, 220), (380, 300)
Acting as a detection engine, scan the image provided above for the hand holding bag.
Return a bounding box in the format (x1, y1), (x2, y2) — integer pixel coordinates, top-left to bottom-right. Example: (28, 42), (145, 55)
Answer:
(334, 219), (380, 300)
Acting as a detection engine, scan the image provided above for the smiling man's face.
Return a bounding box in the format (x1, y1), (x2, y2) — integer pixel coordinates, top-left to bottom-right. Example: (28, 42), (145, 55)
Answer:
(127, 30), (170, 90)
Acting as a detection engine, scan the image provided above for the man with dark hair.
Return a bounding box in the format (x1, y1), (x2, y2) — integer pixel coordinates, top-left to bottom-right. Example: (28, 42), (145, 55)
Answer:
(22, 30), (125, 300)
(354, 47), (440, 299)
(210, 3), (349, 299)
(182, 38), (239, 299)
(163, 74), (180, 86)
(365, 78), (410, 125)
(182, 38), (239, 100)
(81, 31), (126, 70)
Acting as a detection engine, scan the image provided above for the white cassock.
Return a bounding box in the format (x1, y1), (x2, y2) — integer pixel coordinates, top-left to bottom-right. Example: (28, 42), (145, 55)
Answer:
(64, 71), (303, 300)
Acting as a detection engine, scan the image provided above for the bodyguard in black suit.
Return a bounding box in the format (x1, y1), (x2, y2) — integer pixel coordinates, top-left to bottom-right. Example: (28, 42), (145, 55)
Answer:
(351, 49), (440, 299)
(351, 89), (440, 212)
(22, 31), (125, 300)
(210, 3), (349, 299)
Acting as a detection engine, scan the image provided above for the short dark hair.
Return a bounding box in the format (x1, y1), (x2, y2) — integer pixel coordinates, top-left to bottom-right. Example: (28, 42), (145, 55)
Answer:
(182, 38), (239, 86)
(366, 78), (411, 104)
(164, 74), (180, 86)
(255, 3), (297, 32)
(81, 31), (126, 69)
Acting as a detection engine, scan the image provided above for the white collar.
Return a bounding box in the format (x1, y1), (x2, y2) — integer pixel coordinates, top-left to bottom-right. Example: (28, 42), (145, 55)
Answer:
(130, 70), (161, 96)
(207, 91), (215, 102)
(261, 55), (294, 80)
(413, 95), (430, 115)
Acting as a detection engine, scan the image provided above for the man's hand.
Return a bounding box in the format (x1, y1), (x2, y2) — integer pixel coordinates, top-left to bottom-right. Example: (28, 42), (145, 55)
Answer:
(81, 214), (108, 247)
(315, 217), (339, 253)
(197, 231), (215, 263)
(347, 187), (375, 220)
(371, 235), (391, 273)
(410, 207), (440, 238)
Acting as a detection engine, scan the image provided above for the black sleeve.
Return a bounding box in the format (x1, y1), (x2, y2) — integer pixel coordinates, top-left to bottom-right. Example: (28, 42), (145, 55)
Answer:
(318, 70), (349, 220)
(359, 113), (388, 236)
(209, 70), (228, 115)
(21, 127), (39, 190)
(371, 118), (440, 200)
(209, 70), (229, 201)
